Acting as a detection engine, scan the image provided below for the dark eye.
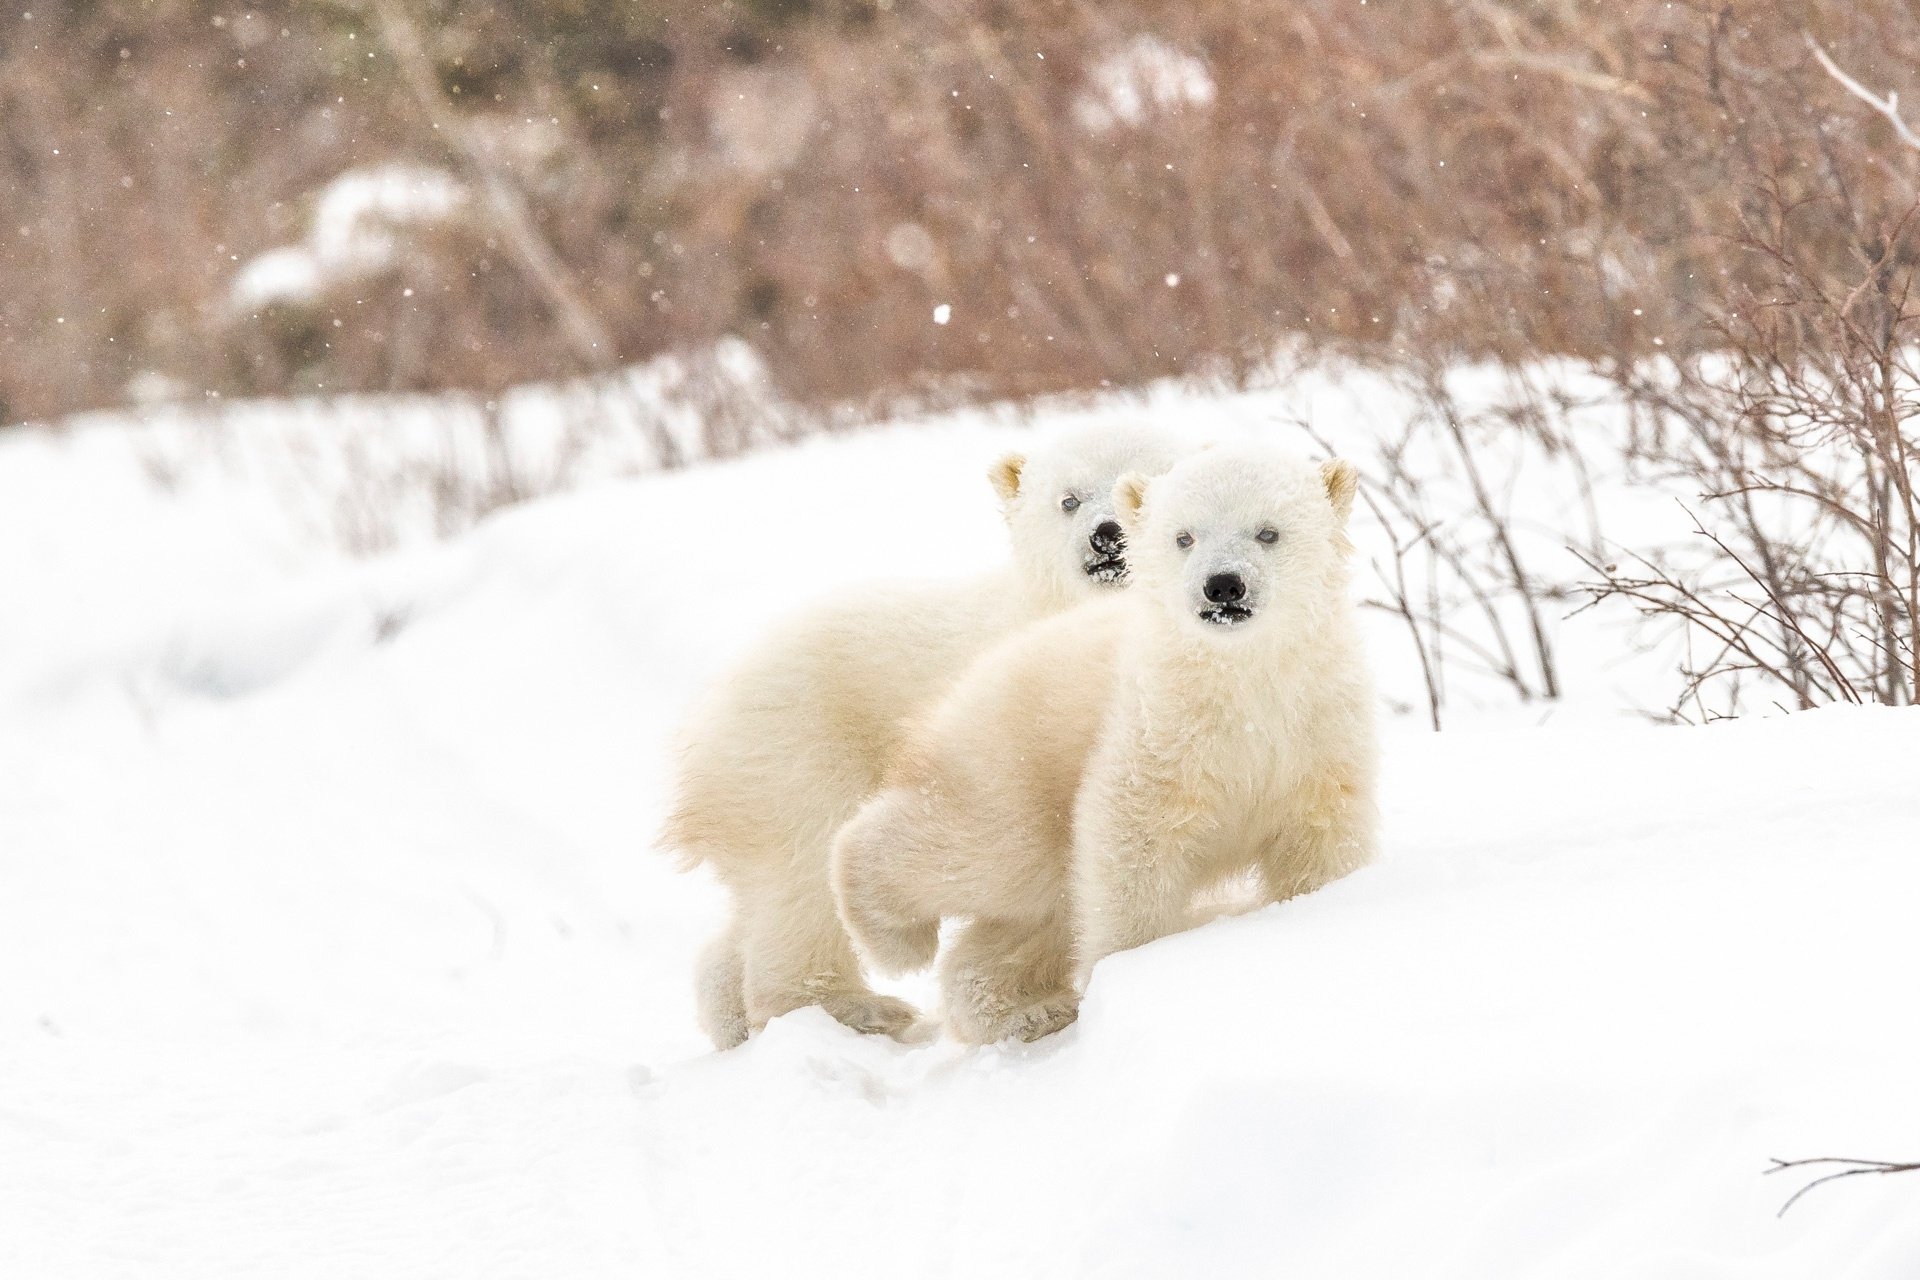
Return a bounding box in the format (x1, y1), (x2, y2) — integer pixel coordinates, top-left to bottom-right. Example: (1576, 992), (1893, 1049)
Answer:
(1176, 532), (1194, 550)
(1256, 527), (1280, 545)
(1061, 495), (1081, 513)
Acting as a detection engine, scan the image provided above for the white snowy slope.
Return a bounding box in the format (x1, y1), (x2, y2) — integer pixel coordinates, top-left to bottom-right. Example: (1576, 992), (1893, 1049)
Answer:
(2, 393), (1917, 1279)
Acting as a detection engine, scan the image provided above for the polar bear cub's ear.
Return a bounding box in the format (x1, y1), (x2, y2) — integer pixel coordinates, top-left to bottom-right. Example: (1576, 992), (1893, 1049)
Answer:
(1114, 472), (1152, 524)
(1320, 459), (1359, 524)
(989, 452), (1027, 505)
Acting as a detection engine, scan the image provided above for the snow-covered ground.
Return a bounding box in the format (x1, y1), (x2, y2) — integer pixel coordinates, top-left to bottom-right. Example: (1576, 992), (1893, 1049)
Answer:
(3, 378), (1916, 1277)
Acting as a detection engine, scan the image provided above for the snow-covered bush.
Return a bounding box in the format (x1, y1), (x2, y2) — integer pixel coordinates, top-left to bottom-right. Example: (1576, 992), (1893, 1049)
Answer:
(1072, 35), (1215, 132)
(230, 166), (468, 312)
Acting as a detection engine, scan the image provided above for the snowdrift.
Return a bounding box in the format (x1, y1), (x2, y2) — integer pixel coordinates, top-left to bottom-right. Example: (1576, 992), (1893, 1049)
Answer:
(3, 392), (1917, 1278)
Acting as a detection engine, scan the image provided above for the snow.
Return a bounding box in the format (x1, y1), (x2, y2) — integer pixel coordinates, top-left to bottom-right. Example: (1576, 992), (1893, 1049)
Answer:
(228, 247), (326, 313)
(3, 375), (1917, 1277)
(885, 222), (937, 274)
(1074, 35), (1217, 133)
(35, 338), (775, 552)
(230, 165), (466, 311)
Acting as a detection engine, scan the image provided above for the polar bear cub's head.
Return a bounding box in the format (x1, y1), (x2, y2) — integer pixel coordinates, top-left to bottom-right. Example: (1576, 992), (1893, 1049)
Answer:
(1114, 443), (1360, 636)
(988, 423), (1188, 607)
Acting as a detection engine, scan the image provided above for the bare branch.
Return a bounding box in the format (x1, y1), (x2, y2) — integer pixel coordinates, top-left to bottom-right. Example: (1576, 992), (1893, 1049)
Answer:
(1805, 35), (1920, 154)
(371, 0), (618, 374)
(1768, 1156), (1920, 1217)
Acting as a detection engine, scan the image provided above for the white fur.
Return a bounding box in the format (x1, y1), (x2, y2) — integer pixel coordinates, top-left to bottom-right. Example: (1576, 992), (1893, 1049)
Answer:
(830, 443), (1377, 1044)
(660, 424), (1188, 1048)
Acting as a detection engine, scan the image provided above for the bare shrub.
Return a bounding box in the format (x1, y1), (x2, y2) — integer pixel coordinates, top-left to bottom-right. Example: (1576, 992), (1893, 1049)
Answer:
(1582, 36), (1920, 718)
(1302, 363), (1604, 728)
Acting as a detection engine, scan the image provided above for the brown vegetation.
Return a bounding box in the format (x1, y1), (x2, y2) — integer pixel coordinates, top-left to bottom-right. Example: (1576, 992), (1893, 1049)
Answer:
(2, 1), (1916, 427)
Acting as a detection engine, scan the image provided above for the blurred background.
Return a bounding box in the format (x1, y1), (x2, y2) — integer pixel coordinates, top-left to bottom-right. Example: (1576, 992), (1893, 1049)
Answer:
(3, 1), (1915, 420)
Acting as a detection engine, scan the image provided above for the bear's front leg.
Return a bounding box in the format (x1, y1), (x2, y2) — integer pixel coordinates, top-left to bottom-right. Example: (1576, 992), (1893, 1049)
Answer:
(1258, 764), (1378, 904)
(1070, 820), (1205, 987)
(828, 790), (946, 977)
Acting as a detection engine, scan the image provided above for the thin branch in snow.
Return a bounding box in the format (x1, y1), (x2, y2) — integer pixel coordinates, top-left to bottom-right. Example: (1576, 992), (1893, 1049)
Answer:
(1767, 1155), (1920, 1217)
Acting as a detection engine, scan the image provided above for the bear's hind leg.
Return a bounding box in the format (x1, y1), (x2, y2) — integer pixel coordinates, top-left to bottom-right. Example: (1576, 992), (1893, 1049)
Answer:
(694, 922), (750, 1050)
(739, 854), (925, 1042)
(941, 915), (1079, 1045)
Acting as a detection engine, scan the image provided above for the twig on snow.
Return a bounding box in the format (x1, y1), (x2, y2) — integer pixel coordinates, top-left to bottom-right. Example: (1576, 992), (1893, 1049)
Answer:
(1767, 1155), (1920, 1217)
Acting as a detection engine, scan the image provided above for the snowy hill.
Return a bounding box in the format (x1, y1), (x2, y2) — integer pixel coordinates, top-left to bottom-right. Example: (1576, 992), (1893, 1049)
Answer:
(3, 387), (1917, 1278)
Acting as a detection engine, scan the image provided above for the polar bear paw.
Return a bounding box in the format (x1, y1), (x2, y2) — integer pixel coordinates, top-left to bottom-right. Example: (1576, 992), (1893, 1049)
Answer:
(1002, 993), (1080, 1044)
(818, 990), (933, 1043)
(955, 991), (1080, 1045)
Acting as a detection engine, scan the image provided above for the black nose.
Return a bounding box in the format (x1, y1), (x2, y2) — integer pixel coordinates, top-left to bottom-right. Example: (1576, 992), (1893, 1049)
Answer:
(1090, 520), (1125, 555)
(1204, 572), (1246, 604)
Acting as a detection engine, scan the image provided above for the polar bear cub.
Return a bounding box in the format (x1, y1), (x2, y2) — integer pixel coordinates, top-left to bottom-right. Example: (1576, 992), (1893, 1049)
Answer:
(830, 443), (1378, 1044)
(661, 423), (1189, 1049)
